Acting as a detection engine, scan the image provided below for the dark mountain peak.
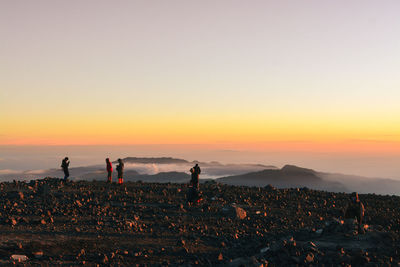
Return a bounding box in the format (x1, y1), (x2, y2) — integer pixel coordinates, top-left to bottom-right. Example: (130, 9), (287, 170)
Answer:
(281, 165), (316, 175)
(216, 164), (348, 192)
(118, 157), (189, 164)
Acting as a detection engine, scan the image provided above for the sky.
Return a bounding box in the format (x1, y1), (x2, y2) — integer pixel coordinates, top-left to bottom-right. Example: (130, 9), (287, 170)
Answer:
(1, 1), (400, 176)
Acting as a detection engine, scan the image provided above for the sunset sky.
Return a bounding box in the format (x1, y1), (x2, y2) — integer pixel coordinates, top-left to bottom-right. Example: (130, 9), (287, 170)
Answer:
(1, 1), (400, 157)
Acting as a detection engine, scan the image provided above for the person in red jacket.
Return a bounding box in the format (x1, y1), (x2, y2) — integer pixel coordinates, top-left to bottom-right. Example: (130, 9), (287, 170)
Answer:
(106, 158), (113, 183)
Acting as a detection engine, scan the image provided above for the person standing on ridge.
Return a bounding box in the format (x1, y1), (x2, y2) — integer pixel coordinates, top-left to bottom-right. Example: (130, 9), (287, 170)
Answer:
(106, 158), (113, 183)
(344, 192), (365, 234)
(187, 163), (202, 204)
(61, 157), (70, 181)
(116, 158), (124, 184)
(192, 163), (201, 190)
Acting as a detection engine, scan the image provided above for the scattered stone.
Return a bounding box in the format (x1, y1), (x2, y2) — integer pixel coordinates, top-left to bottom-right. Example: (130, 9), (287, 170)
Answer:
(218, 252), (223, 261)
(222, 205), (247, 220)
(33, 251), (44, 259)
(10, 255), (28, 262)
(305, 252), (314, 262)
(10, 218), (17, 226)
(0, 178), (399, 266)
(234, 206), (247, 220)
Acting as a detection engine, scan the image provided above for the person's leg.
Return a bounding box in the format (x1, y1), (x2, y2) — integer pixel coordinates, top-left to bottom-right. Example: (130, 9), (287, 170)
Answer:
(107, 171), (112, 183)
(187, 187), (194, 204)
(358, 214), (364, 233)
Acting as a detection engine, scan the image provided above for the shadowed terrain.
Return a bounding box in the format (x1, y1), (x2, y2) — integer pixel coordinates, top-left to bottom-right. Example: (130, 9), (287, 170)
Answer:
(217, 165), (347, 192)
(0, 178), (400, 265)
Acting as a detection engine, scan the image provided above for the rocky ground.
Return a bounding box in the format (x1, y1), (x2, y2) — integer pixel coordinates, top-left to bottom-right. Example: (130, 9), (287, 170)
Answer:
(0, 178), (400, 266)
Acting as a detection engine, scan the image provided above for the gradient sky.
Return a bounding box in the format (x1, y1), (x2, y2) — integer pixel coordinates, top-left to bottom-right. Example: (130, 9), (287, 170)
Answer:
(1, 1), (400, 156)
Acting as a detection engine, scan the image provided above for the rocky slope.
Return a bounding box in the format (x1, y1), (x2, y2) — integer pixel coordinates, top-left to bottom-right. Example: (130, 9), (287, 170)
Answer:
(0, 178), (399, 266)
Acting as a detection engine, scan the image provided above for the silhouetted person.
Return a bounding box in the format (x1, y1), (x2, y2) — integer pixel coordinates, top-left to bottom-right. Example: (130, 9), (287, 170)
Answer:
(191, 163), (201, 190)
(344, 192), (365, 233)
(61, 157), (70, 180)
(187, 164), (201, 204)
(116, 158), (124, 184)
(106, 158), (113, 183)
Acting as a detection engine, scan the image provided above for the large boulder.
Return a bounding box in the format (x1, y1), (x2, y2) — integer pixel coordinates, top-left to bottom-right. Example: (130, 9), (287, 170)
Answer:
(222, 205), (247, 220)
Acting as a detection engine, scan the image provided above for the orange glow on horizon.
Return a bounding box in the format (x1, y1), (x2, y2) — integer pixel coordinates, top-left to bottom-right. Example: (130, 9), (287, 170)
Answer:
(2, 112), (400, 156)
(2, 136), (400, 156)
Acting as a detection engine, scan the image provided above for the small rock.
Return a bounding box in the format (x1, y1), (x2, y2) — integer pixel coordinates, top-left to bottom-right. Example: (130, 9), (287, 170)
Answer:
(33, 251), (44, 259)
(305, 252), (314, 263)
(218, 253), (223, 261)
(10, 218), (17, 226)
(10, 255), (28, 262)
(234, 206), (247, 220)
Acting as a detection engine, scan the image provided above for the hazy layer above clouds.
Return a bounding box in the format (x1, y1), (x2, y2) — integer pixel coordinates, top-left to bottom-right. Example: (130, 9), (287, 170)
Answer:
(0, 157), (275, 181)
(1, 156), (400, 195)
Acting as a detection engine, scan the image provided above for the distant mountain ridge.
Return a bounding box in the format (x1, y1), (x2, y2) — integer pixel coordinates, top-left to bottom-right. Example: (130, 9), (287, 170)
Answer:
(217, 165), (347, 192)
(118, 157), (276, 169)
(3, 157), (400, 195)
(281, 165), (317, 175)
(116, 157), (189, 164)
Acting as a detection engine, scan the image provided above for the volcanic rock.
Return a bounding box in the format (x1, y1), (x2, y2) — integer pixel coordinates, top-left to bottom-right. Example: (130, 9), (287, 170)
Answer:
(0, 177), (399, 265)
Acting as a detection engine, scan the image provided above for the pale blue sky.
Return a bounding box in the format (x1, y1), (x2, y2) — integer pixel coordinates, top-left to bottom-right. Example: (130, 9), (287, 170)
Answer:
(1, 0), (400, 178)
(1, 0), (399, 117)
